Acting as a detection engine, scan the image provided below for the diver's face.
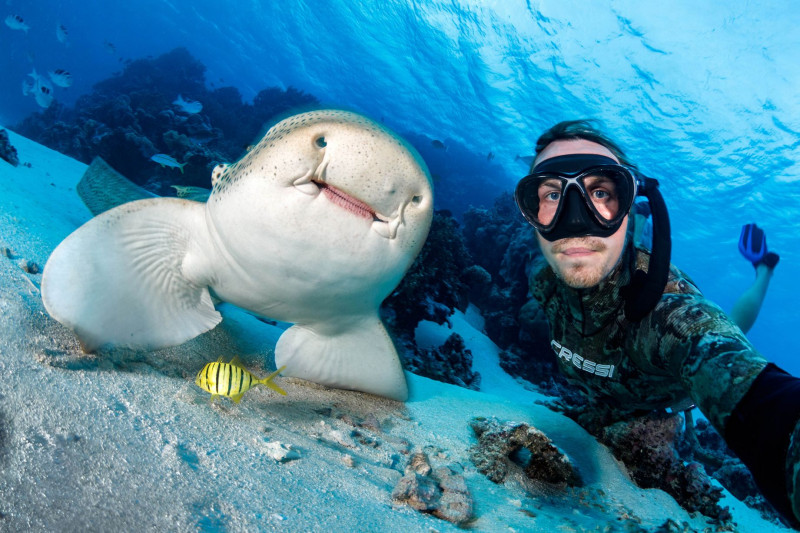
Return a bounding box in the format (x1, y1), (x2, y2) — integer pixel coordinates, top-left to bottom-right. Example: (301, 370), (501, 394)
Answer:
(534, 139), (629, 289)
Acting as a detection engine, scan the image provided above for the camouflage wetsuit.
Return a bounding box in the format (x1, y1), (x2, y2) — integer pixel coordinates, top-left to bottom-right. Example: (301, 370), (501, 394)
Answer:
(531, 241), (800, 525)
(531, 243), (767, 430)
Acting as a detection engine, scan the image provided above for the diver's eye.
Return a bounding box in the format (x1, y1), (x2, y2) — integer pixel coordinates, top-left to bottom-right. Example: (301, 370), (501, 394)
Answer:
(411, 195), (422, 205)
(544, 191), (561, 202)
(315, 136), (327, 148)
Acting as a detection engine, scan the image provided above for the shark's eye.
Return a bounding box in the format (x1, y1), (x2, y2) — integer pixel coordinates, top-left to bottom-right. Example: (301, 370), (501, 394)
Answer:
(411, 195), (422, 205)
(315, 136), (327, 148)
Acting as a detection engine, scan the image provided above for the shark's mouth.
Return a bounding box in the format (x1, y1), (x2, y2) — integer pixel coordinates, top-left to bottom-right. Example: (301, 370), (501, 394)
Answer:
(317, 181), (375, 221)
(292, 170), (401, 239)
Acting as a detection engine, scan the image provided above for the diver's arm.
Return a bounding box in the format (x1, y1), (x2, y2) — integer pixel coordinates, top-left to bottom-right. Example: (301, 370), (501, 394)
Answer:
(663, 298), (800, 526)
(729, 263), (774, 334)
(730, 223), (779, 334)
(725, 363), (800, 527)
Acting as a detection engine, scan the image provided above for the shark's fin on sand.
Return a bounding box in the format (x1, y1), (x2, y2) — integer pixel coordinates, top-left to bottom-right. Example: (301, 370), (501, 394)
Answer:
(42, 198), (221, 352)
(275, 317), (408, 401)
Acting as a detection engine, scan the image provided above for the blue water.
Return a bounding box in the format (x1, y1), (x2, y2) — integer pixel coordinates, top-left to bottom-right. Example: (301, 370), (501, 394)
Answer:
(2, 0), (799, 374)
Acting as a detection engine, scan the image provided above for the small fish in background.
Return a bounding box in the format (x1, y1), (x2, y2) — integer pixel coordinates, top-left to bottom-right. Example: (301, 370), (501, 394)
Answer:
(25, 70), (54, 109)
(195, 356), (287, 403)
(487, 151), (494, 161)
(48, 69), (73, 88)
(5, 14), (29, 33)
(431, 139), (447, 151)
(171, 185), (211, 203)
(103, 40), (116, 54)
(34, 84), (54, 109)
(56, 23), (69, 45)
(173, 94), (203, 114)
(150, 153), (187, 173)
(515, 154), (535, 167)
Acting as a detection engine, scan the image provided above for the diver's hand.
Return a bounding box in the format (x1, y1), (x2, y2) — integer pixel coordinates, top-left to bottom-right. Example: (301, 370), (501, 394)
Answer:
(739, 223), (780, 269)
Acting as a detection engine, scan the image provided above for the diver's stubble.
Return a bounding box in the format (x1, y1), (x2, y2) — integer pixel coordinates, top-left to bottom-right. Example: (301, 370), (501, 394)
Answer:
(539, 236), (618, 288)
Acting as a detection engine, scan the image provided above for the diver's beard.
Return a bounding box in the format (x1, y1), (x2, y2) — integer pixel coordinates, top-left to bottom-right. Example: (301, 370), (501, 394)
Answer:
(547, 237), (615, 289)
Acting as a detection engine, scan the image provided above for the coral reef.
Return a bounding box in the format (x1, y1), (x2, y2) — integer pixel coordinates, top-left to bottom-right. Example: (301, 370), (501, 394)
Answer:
(543, 380), (782, 524)
(383, 211), (475, 339)
(678, 416), (783, 525)
(599, 413), (731, 522)
(391, 451), (473, 526)
(469, 416), (581, 488)
(460, 194), (554, 383)
(404, 333), (481, 390)
(381, 211), (488, 389)
(15, 48), (318, 193)
(0, 129), (19, 167)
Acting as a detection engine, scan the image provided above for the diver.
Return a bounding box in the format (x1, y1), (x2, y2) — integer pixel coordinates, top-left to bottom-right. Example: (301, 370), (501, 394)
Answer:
(634, 200), (779, 335)
(514, 119), (800, 526)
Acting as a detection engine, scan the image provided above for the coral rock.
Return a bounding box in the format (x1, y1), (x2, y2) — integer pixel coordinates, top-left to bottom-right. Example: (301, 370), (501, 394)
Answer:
(406, 333), (481, 390)
(432, 466), (473, 525)
(469, 416), (581, 488)
(600, 413), (730, 521)
(406, 452), (432, 476)
(392, 472), (441, 512)
(383, 211), (474, 338)
(392, 452), (473, 526)
(0, 129), (19, 167)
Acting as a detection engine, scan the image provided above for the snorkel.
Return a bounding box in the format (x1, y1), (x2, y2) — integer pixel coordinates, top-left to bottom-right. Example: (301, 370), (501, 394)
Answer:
(622, 173), (671, 322)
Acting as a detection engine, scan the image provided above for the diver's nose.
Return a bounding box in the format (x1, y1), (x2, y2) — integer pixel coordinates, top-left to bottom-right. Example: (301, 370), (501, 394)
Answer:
(558, 187), (594, 235)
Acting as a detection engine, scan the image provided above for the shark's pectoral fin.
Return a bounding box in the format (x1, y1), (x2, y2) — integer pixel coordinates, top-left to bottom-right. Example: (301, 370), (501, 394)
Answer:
(275, 316), (408, 401)
(42, 198), (220, 352)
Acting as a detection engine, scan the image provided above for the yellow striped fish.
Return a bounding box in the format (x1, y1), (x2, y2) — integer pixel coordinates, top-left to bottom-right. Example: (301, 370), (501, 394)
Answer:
(195, 356), (286, 403)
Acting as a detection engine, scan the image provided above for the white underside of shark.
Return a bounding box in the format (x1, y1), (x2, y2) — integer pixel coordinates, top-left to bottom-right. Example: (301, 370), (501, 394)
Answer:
(41, 110), (434, 401)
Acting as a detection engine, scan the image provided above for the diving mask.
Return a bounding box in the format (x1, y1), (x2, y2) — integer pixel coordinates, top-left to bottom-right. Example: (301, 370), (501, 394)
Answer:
(514, 154), (639, 242)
